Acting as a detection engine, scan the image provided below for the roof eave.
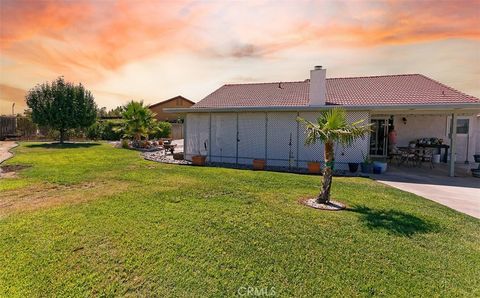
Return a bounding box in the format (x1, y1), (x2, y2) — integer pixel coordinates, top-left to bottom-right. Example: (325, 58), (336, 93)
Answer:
(164, 103), (480, 113)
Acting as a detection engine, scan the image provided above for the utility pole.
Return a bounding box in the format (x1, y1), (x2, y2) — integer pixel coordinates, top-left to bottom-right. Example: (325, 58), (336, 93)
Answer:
(12, 103), (15, 115)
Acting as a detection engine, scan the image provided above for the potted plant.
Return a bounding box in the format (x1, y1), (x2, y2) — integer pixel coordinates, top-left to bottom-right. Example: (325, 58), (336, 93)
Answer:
(307, 161), (321, 174)
(360, 152), (373, 173)
(173, 152), (184, 160)
(253, 159), (266, 170)
(348, 162), (359, 173)
(192, 155), (206, 166)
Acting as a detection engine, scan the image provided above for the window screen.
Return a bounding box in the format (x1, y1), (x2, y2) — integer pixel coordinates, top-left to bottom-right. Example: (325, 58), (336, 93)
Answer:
(456, 119), (469, 134)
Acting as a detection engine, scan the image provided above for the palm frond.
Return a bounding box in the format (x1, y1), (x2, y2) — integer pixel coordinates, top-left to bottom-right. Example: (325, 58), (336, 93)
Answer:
(297, 108), (372, 146)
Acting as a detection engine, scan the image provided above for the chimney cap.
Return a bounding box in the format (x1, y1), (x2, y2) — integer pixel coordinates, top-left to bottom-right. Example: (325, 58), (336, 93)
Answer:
(314, 65), (323, 70)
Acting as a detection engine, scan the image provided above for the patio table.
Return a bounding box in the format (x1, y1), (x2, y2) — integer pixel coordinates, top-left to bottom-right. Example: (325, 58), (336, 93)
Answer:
(416, 144), (449, 163)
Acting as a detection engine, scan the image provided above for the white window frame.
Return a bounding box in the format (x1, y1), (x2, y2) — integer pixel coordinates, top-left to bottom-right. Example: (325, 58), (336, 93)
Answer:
(446, 116), (472, 136)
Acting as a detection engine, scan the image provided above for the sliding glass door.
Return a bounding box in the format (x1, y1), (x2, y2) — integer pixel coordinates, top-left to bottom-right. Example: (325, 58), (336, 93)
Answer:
(370, 118), (388, 157)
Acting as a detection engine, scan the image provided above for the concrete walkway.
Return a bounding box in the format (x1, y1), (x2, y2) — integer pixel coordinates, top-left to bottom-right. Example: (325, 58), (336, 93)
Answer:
(0, 141), (17, 164)
(372, 164), (480, 219)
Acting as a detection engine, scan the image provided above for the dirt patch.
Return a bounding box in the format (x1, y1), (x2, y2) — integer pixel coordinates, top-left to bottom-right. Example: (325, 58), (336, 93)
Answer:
(0, 180), (131, 218)
(0, 164), (30, 179)
(1, 164), (30, 172)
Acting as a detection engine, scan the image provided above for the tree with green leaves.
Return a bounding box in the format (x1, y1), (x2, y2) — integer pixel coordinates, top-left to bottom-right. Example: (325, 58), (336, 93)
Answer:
(121, 100), (158, 144)
(26, 77), (97, 144)
(297, 108), (371, 204)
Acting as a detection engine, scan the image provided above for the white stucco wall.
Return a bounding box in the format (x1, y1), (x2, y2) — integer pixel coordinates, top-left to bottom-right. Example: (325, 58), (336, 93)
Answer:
(392, 115), (448, 146)
(390, 114), (479, 162)
(185, 113), (209, 160)
(185, 111), (369, 170)
(475, 115), (480, 155)
(210, 113), (237, 164)
(238, 113), (267, 165)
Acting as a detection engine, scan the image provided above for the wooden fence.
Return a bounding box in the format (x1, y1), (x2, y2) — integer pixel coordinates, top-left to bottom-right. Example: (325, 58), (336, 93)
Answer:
(171, 123), (184, 140)
(0, 116), (17, 139)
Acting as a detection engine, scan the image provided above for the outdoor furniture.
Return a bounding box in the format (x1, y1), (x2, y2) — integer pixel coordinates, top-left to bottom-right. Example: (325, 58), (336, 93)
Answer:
(395, 147), (429, 167)
(417, 144), (449, 163)
(395, 147), (417, 167)
(163, 143), (177, 154)
(417, 148), (435, 168)
(389, 151), (403, 166)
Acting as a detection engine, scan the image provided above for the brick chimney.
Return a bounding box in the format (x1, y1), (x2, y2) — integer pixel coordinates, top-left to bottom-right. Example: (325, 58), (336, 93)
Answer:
(309, 66), (326, 106)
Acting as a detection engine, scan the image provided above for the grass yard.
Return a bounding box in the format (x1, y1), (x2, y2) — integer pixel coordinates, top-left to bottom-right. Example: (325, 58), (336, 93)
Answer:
(1, 143), (479, 297)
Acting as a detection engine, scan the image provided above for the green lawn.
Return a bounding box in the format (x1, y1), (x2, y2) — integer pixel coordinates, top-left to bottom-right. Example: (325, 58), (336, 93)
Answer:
(1, 143), (479, 297)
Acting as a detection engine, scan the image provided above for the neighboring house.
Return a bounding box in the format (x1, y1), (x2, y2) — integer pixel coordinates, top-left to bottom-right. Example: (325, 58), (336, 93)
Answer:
(149, 96), (195, 122)
(166, 66), (480, 176)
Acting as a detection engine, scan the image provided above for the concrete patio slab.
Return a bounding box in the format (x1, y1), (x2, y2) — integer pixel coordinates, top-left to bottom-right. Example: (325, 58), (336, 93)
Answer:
(372, 164), (480, 219)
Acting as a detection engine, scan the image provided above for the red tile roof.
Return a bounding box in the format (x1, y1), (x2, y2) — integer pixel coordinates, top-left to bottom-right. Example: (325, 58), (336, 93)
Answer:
(192, 74), (479, 108)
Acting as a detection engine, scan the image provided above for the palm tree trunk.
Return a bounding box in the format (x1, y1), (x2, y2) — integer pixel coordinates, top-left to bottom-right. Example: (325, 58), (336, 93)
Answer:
(317, 141), (334, 204)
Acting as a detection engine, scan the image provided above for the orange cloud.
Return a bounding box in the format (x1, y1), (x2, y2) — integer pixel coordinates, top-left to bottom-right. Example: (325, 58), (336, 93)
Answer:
(320, 1), (480, 47)
(214, 0), (480, 58)
(1, 0), (207, 82)
(0, 0), (92, 47)
(1, 0), (479, 110)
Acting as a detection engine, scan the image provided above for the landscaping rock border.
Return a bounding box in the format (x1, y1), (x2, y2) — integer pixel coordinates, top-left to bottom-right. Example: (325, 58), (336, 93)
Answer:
(299, 197), (346, 211)
(143, 151), (192, 165)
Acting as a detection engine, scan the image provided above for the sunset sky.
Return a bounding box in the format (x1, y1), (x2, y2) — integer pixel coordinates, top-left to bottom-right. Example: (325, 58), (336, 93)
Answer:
(1, 0), (479, 114)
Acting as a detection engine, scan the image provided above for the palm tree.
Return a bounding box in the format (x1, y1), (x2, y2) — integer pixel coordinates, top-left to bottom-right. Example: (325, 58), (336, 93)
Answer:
(121, 101), (157, 143)
(297, 108), (371, 204)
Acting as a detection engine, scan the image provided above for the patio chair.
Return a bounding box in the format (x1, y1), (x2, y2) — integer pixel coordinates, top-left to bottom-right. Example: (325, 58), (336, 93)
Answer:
(388, 152), (403, 166)
(418, 148), (434, 169)
(398, 148), (417, 167)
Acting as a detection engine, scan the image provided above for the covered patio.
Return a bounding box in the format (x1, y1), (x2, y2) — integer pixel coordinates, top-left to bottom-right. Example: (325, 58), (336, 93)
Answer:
(370, 105), (480, 177)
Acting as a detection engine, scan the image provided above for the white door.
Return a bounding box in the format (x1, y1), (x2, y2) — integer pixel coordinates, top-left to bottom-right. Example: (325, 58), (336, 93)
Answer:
(447, 116), (473, 162)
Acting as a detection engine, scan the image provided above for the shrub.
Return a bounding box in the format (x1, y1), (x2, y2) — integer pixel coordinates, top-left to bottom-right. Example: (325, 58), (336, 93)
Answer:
(86, 122), (102, 140)
(86, 120), (124, 141)
(16, 116), (37, 137)
(101, 120), (123, 141)
(149, 122), (172, 139)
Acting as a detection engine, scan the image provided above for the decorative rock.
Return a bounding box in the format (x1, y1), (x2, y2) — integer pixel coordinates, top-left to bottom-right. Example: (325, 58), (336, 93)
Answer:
(300, 198), (346, 211)
(143, 151), (191, 165)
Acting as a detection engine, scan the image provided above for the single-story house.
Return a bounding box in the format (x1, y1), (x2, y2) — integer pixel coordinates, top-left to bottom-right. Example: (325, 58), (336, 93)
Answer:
(149, 95), (194, 122)
(166, 66), (480, 176)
